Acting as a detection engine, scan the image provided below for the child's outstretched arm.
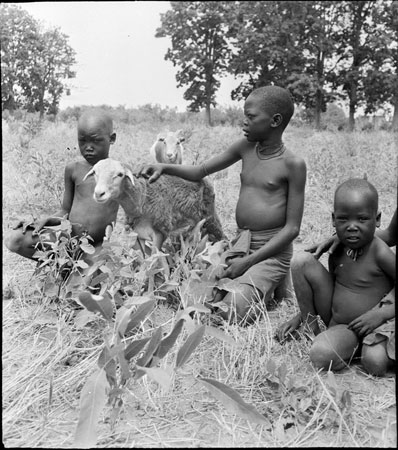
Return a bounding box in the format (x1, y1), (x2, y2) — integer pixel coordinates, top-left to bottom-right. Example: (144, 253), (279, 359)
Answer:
(140, 143), (241, 183)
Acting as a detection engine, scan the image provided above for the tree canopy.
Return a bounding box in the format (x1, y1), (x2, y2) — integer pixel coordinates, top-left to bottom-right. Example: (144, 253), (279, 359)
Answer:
(1, 3), (76, 117)
(157, 0), (397, 129)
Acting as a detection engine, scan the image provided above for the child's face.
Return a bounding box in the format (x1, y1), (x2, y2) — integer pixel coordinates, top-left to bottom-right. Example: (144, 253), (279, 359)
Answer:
(332, 190), (380, 250)
(78, 118), (116, 165)
(242, 95), (277, 142)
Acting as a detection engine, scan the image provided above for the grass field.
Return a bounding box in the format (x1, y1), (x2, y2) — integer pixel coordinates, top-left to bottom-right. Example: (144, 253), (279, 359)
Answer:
(2, 115), (397, 448)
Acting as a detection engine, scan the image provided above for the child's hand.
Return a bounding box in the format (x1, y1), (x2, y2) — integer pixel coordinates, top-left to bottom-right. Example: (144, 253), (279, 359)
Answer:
(220, 256), (251, 279)
(348, 309), (384, 337)
(32, 217), (62, 235)
(305, 235), (340, 259)
(139, 164), (163, 183)
(12, 220), (34, 234)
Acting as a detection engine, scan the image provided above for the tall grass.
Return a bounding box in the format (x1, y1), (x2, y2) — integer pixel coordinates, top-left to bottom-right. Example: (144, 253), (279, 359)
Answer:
(2, 115), (396, 448)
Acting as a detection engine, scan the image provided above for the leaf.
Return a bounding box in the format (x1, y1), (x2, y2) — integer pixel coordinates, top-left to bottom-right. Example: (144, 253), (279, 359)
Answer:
(155, 319), (184, 359)
(74, 369), (109, 448)
(327, 370), (338, 397)
(176, 325), (205, 368)
(136, 327), (163, 369)
(205, 326), (237, 346)
(124, 337), (151, 361)
(124, 299), (156, 335)
(78, 291), (113, 321)
(76, 259), (89, 269)
(80, 243), (96, 254)
(136, 366), (173, 392)
(73, 309), (97, 329)
(216, 278), (246, 294)
(198, 377), (270, 426)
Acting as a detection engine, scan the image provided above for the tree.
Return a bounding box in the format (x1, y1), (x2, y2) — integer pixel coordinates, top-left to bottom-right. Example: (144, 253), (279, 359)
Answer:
(20, 27), (76, 117)
(362, 0), (398, 130)
(0, 3), (38, 111)
(156, 1), (231, 126)
(329, 1), (391, 130)
(0, 3), (76, 117)
(223, 1), (339, 129)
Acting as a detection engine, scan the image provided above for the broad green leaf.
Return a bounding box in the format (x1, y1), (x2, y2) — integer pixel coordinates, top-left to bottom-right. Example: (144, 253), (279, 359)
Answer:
(124, 337), (151, 361)
(136, 366), (173, 392)
(155, 319), (184, 359)
(176, 325), (205, 368)
(124, 299), (156, 335)
(198, 377), (270, 427)
(205, 326), (237, 346)
(78, 291), (113, 321)
(74, 369), (109, 448)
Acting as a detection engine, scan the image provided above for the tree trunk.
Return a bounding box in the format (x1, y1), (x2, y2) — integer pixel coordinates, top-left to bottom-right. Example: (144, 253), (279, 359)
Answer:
(314, 89), (322, 130)
(348, 80), (357, 131)
(205, 102), (212, 127)
(392, 97), (398, 132)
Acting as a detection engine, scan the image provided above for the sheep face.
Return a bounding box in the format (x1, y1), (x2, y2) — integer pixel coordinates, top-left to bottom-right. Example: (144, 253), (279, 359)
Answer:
(151, 130), (184, 164)
(83, 158), (134, 203)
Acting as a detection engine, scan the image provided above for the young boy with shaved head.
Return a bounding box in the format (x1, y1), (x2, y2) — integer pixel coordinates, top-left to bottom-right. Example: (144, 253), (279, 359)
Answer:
(277, 178), (395, 376)
(5, 109), (119, 259)
(140, 85), (307, 325)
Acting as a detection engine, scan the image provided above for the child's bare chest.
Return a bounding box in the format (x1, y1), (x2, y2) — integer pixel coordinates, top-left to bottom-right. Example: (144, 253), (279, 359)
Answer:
(240, 151), (287, 190)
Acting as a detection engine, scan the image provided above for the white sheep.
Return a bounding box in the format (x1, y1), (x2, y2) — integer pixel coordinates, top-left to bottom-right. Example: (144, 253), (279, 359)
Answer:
(150, 130), (184, 164)
(83, 158), (225, 251)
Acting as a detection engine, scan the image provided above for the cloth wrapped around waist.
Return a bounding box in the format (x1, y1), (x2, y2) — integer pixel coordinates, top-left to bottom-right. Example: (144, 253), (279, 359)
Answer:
(223, 227), (292, 261)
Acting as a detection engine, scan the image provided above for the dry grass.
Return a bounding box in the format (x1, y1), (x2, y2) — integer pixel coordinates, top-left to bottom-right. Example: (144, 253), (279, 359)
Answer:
(2, 116), (396, 448)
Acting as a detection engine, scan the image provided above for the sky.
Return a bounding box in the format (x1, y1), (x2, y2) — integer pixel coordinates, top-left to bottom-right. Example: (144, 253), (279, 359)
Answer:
(17, 1), (241, 112)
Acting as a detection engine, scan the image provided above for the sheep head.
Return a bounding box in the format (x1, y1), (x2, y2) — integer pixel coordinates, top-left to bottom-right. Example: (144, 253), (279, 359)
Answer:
(83, 158), (135, 203)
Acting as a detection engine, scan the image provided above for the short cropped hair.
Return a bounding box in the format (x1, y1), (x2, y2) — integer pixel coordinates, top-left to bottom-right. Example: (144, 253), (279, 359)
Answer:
(334, 178), (379, 212)
(79, 109), (114, 134)
(249, 85), (295, 129)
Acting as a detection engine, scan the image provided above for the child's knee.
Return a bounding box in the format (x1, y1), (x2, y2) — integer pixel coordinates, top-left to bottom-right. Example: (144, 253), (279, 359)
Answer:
(4, 230), (24, 253)
(361, 345), (389, 377)
(309, 338), (346, 371)
(291, 251), (316, 273)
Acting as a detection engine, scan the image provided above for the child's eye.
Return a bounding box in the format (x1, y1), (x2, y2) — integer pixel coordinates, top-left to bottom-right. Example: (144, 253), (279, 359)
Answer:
(359, 217), (369, 222)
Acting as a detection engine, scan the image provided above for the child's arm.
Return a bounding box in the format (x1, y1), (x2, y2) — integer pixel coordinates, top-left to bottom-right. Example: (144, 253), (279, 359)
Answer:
(140, 142), (241, 183)
(376, 208), (397, 247)
(32, 164), (74, 235)
(224, 156), (306, 279)
(348, 244), (395, 337)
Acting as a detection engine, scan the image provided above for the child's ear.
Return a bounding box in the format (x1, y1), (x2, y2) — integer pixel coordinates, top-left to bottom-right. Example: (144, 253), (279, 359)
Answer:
(271, 113), (283, 128)
(110, 132), (116, 144)
(376, 211), (381, 227)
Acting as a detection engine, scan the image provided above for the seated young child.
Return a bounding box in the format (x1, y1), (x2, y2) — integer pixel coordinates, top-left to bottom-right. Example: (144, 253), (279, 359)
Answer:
(277, 178), (395, 376)
(5, 109), (120, 263)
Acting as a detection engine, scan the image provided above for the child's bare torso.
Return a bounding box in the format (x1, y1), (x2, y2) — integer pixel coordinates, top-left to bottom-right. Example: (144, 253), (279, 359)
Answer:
(331, 238), (393, 324)
(69, 161), (119, 244)
(237, 143), (290, 231)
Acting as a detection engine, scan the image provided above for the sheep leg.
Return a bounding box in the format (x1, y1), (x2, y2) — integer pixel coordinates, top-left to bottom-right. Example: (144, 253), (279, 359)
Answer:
(151, 231), (170, 279)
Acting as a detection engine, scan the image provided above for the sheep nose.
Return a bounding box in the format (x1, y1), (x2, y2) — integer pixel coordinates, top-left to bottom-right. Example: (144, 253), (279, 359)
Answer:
(94, 190), (106, 200)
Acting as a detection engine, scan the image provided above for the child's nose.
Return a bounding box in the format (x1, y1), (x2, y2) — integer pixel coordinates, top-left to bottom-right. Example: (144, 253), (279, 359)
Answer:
(347, 222), (359, 230)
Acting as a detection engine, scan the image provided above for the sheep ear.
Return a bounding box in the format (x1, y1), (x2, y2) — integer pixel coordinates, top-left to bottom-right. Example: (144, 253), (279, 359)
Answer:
(83, 168), (95, 181)
(125, 169), (135, 186)
(157, 133), (165, 141)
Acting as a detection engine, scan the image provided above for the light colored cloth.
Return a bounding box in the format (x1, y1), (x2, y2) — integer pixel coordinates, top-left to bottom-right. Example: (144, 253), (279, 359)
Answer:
(217, 227), (293, 300)
(363, 293), (395, 360)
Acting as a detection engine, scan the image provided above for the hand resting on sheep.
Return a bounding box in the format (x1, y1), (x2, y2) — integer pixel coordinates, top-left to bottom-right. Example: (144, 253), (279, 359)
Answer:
(83, 158), (225, 253)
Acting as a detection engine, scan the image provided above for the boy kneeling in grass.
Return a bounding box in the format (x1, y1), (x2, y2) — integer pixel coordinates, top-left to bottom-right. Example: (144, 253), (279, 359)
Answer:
(277, 178), (395, 376)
